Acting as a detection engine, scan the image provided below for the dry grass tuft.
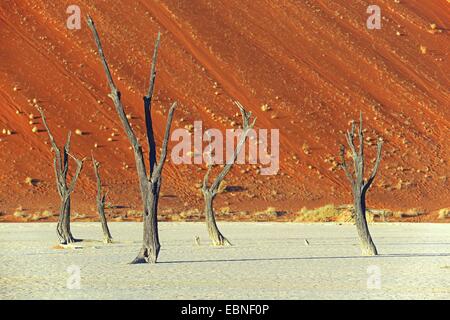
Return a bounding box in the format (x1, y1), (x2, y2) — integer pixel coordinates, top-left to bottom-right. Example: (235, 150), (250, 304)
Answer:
(176, 209), (201, 221)
(393, 208), (424, 218)
(255, 207), (287, 220)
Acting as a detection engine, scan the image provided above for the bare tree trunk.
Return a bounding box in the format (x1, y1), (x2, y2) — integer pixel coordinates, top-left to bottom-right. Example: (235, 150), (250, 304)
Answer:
(98, 201), (112, 243)
(203, 190), (230, 246)
(340, 112), (383, 256)
(35, 106), (84, 245)
(132, 182), (161, 264)
(354, 191), (377, 255)
(57, 195), (75, 243)
(92, 154), (113, 243)
(201, 101), (256, 246)
(88, 17), (176, 263)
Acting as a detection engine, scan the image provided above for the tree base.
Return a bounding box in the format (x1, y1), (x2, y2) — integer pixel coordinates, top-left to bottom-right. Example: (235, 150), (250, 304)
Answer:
(103, 237), (113, 244)
(210, 233), (232, 247)
(58, 235), (78, 245)
(130, 257), (149, 264)
(361, 247), (378, 256)
(130, 247), (158, 264)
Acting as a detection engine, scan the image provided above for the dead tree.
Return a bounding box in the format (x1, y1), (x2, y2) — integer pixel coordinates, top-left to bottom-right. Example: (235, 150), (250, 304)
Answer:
(201, 101), (256, 246)
(339, 112), (383, 256)
(87, 16), (176, 264)
(92, 153), (113, 243)
(35, 106), (84, 244)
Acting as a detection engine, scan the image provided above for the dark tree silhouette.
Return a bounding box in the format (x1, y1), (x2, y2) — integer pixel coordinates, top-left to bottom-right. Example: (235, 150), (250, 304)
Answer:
(91, 153), (113, 243)
(35, 106), (84, 244)
(339, 112), (383, 256)
(201, 101), (256, 246)
(87, 16), (176, 263)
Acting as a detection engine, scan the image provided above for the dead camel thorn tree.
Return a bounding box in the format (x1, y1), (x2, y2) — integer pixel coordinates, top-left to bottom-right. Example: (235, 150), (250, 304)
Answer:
(339, 112), (383, 256)
(87, 16), (177, 264)
(201, 101), (256, 246)
(35, 106), (85, 244)
(91, 152), (113, 243)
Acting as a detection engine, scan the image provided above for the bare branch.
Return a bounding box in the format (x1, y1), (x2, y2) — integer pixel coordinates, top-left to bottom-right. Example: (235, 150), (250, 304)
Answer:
(147, 32), (161, 99)
(363, 138), (383, 191)
(87, 16), (141, 150)
(62, 131), (71, 179)
(53, 158), (65, 198)
(91, 152), (102, 197)
(202, 163), (213, 190)
(87, 15), (148, 188)
(66, 153), (85, 195)
(144, 100), (157, 176)
(339, 144), (354, 186)
(152, 102), (177, 180)
(358, 111), (364, 179)
(345, 120), (361, 179)
(86, 16), (116, 92)
(345, 124), (357, 159)
(35, 105), (63, 175)
(143, 32), (161, 176)
(358, 112), (364, 156)
(235, 101), (257, 128)
(210, 101), (256, 194)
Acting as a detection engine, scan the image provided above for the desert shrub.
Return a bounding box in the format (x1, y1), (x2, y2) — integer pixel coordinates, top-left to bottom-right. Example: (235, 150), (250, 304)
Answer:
(13, 210), (28, 219)
(219, 207), (231, 215)
(438, 208), (450, 220)
(368, 209), (393, 221)
(30, 214), (44, 221)
(72, 213), (87, 220)
(169, 214), (182, 222)
(255, 207), (286, 219)
(178, 209), (201, 220)
(295, 204), (355, 222)
(393, 208), (424, 218)
(126, 210), (142, 217)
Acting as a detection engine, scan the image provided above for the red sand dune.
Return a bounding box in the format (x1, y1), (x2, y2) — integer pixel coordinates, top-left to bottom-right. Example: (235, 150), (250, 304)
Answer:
(0, 0), (449, 220)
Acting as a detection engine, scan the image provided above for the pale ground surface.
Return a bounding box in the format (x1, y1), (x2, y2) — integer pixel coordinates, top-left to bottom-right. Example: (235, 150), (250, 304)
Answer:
(0, 222), (449, 300)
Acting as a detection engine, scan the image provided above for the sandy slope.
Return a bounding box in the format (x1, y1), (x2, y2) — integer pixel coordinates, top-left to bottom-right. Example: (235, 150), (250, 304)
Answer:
(0, 222), (449, 299)
(0, 1), (449, 217)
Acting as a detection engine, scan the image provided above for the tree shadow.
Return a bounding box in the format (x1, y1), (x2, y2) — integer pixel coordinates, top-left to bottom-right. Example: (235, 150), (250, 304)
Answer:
(159, 252), (450, 265)
(28, 178), (41, 186)
(52, 238), (124, 249)
(225, 185), (245, 192)
(107, 205), (130, 209)
(381, 242), (450, 246)
(161, 194), (177, 198)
